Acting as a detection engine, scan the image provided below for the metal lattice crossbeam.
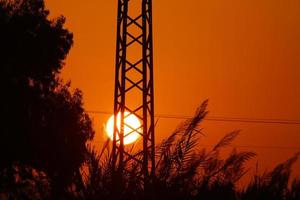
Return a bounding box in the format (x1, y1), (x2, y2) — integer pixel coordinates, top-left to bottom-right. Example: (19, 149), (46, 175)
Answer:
(111, 0), (155, 186)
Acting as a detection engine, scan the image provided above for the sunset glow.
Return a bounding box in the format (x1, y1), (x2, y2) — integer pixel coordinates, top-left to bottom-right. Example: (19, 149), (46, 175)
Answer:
(105, 111), (142, 145)
(45, 0), (300, 183)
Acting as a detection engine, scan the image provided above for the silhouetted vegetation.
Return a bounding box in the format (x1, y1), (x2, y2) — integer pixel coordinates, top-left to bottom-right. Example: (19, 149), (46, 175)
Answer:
(0, 0), (299, 200)
(71, 101), (299, 200)
(0, 0), (94, 198)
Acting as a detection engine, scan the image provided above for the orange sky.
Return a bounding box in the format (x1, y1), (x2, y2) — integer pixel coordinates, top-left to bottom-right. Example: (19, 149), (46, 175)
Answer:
(45, 0), (300, 180)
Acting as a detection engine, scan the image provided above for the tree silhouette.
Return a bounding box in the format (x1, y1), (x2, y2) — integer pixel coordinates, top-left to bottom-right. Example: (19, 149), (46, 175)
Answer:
(0, 0), (94, 197)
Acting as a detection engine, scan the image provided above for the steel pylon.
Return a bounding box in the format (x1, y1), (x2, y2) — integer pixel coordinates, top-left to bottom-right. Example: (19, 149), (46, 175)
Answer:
(111, 0), (155, 186)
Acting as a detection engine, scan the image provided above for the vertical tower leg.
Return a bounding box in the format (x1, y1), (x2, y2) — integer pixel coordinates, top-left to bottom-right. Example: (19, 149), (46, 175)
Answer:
(112, 0), (155, 190)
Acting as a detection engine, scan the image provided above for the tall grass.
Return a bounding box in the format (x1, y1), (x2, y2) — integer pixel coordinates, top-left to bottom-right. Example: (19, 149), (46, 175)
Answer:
(241, 153), (300, 200)
(74, 100), (299, 200)
(1, 101), (299, 200)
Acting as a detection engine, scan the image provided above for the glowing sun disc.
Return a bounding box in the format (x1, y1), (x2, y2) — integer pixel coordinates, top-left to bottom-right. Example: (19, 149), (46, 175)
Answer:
(106, 111), (141, 145)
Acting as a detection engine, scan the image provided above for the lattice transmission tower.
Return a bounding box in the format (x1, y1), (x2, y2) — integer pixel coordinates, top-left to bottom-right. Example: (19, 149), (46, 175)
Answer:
(111, 0), (155, 185)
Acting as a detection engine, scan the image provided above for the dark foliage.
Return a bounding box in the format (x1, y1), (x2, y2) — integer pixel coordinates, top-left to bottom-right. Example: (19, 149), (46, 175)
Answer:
(241, 153), (300, 200)
(68, 101), (255, 200)
(70, 101), (299, 200)
(0, 0), (94, 198)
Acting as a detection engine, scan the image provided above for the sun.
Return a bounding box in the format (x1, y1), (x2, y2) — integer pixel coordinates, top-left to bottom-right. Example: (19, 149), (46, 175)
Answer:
(105, 111), (142, 145)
